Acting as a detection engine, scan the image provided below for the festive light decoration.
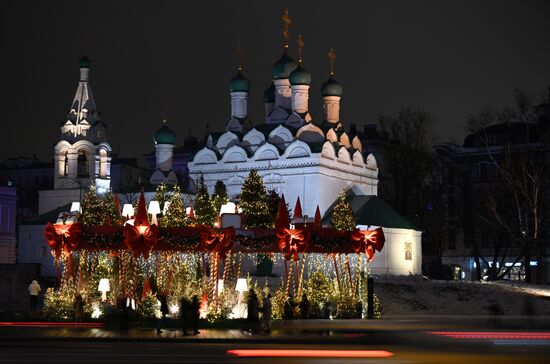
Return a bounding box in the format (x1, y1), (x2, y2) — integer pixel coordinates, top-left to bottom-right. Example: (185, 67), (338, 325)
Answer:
(123, 192), (159, 258)
(161, 185), (189, 227)
(240, 170), (272, 228)
(200, 226), (236, 259)
(212, 180), (229, 215)
(331, 191), (356, 232)
(276, 227), (311, 261)
(194, 175), (216, 226)
(350, 227), (385, 262)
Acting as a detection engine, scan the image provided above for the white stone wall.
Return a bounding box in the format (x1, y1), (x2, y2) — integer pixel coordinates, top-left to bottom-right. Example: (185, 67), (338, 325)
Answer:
(230, 92), (248, 119)
(358, 227), (422, 276)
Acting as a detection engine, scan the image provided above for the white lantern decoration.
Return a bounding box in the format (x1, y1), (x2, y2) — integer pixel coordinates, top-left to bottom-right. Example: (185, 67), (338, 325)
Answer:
(163, 201), (170, 215)
(98, 278), (110, 302)
(70, 202), (81, 213)
(148, 200), (161, 225)
(122, 204), (134, 219)
(235, 278), (248, 293)
(217, 279), (224, 293)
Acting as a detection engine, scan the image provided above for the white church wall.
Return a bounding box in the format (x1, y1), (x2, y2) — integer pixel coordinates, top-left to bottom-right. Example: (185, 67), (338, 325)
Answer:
(357, 227), (422, 276)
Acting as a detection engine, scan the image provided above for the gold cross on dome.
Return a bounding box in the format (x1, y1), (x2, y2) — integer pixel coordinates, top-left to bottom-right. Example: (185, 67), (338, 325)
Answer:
(236, 46), (244, 71)
(297, 34), (304, 63)
(328, 47), (336, 76)
(282, 8), (291, 48)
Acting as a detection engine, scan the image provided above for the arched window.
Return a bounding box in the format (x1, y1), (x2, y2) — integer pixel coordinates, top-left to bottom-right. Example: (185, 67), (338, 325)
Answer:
(63, 152), (69, 176)
(77, 152), (89, 177)
(99, 149), (107, 178)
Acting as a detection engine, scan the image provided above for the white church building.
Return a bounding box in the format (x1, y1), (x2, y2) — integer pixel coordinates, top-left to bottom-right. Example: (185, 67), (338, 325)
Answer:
(18, 20), (422, 277)
(188, 34), (422, 276)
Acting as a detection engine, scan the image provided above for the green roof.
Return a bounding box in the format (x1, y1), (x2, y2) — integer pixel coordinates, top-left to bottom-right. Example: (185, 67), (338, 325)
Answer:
(23, 204), (71, 225)
(321, 77), (343, 97)
(323, 195), (420, 230)
(229, 71), (251, 92)
(154, 123), (176, 144)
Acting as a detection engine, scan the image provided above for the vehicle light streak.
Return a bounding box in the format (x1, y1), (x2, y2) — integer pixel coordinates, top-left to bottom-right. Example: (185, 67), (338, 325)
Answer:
(227, 349), (394, 358)
(427, 331), (550, 340)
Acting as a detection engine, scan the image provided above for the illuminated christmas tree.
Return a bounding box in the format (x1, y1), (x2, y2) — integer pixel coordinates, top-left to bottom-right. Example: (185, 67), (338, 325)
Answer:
(161, 185), (189, 227)
(331, 191), (356, 231)
(102, 189), (121, 226)
(212, 180), (229, 215)
(240, 170), (271, 228)
(153, 183), (170, 213)
(194, 175), (216, 226)
(80, 183), (104, 226)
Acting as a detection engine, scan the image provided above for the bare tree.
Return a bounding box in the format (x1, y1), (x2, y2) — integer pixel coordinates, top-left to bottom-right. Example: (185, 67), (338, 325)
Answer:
(466, 89), (550, 282)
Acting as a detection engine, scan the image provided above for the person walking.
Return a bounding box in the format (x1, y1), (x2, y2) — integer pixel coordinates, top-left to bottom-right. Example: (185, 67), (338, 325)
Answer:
(190, 295), (200, 335)
(299, 293), (310, 319)
(73, 294), (84, 326)
(247, 290), (259, 333)
(261, 293), (272, 333)
(156, 293), (169, 334)
(28, 280), (41, 311)
(180, 297), (190, 336)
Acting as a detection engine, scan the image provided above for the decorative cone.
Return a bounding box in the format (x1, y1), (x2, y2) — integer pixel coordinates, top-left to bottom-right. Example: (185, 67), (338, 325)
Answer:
(189, 207), (195, 220)
(134, 191), (149, 226)
(275, 194), (289, 229)
(293, 196), (302, 219)
(141, 278), (151, 301)
(314, 205), (321, 226)
(114, 194), (122, 223)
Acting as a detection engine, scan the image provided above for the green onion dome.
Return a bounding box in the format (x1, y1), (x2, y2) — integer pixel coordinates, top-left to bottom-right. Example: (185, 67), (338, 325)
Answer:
(79, 55), (91, 69)
(321, 77), (343, 97)
(289, 64), (311, 85)
(272, 53), (298, 79)
(154, 122), (176, 145)
(229, 71), (251, 92)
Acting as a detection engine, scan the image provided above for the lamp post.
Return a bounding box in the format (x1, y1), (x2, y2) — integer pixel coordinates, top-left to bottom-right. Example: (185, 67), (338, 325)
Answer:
(148, 200), (161, 225)
(122, 204), (134, 220)
(235, 278), (248, 304)
(98, 278), (110, 302)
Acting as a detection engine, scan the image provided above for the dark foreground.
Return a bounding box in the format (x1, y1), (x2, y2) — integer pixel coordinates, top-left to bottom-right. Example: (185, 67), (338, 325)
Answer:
(1, 317), (549, 363)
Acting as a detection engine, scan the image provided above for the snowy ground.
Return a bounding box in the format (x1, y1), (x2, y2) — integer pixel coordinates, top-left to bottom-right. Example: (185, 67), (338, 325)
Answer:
(375, 278), (550, 317)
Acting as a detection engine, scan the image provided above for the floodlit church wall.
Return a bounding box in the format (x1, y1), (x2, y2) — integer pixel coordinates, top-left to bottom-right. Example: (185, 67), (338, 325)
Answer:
(18, 224), (57, 277)
(358, 227), (422, 276)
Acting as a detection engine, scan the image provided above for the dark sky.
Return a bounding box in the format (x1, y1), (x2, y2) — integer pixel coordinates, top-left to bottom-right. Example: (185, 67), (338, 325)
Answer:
(2, 0), (550, 162)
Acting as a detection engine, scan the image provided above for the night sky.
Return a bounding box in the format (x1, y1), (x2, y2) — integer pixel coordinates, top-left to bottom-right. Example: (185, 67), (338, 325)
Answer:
(1, 0), (550, 162)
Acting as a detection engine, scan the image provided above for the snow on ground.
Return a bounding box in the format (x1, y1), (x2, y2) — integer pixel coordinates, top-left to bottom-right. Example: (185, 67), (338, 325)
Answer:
(375, 278), (550, 317)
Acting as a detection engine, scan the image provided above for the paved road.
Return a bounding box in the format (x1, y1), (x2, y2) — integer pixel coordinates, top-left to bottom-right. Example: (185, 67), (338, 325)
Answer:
(2, 329), (549, 363)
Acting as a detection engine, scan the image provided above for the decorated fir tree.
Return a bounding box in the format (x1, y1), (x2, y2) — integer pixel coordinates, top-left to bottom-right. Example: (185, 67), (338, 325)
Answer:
(102, 189), (122, 226)
(80, 183), (104, 226)
(212, 180), (229, 215)
(161, 185), (189, 227)
(266, 189), (284, 226)
(153, 183), (170, 213)
(331, 191), (356, 231)
(194, 175), (216, 226)
(240, 170), (271, 228)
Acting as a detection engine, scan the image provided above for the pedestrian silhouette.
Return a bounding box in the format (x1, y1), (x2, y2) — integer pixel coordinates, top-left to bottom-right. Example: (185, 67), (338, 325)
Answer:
(28, 280), (41, 311)
(156, 293), (169, 334)
(191, 295), (200, 335)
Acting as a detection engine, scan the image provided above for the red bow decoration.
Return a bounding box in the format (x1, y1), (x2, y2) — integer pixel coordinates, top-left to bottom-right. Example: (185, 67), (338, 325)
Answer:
(200, 226), (235, 259)
(350, 227), (385, 261)
(44, 222), (82, 258)
(123, 192), (159, 258)
(276, 227), (311, 261)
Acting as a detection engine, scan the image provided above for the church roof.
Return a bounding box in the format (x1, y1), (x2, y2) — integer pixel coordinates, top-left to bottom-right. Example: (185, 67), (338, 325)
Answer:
(322, 195), (420, 230)
(22, 204), (71, 225)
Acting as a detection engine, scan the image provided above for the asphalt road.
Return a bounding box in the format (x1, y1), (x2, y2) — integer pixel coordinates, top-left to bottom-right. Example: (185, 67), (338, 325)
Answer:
(2, 332), (549, 364)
